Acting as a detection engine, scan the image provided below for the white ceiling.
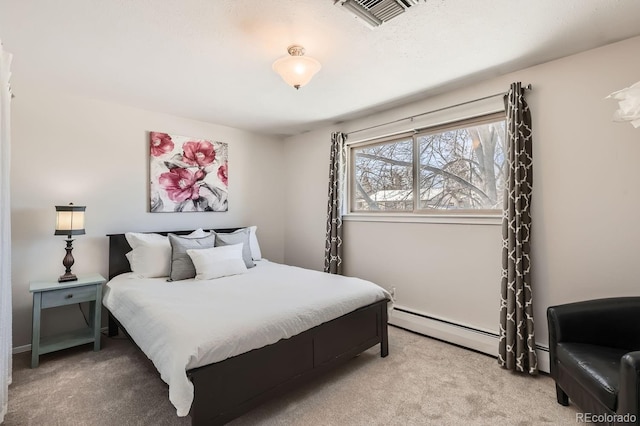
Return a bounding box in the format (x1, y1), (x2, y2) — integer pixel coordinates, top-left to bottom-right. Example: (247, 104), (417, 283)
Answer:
(2, 0), (640, 136)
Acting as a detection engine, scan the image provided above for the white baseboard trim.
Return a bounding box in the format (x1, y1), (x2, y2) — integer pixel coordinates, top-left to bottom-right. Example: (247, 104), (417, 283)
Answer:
(390, 306), (550, 373)
(12, 326), (110, 355)
(12, 344), (30, 355)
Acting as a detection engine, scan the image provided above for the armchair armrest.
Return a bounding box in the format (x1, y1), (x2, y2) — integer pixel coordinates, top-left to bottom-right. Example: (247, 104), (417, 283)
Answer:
(547, 297), (640, 349)
(618, 351), (640, 420)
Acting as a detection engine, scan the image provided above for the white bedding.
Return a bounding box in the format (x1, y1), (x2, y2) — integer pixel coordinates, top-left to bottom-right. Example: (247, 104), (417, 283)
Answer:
(102, 260), (390, 417)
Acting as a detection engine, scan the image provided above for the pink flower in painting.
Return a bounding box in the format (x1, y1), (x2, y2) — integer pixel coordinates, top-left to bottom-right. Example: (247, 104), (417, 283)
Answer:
(158, 168), (200, 202)
(194, 169), (206, 181)
(150, 132), (174, 157)
(217, 162), (228, 186)
(183, 140), (216, 167)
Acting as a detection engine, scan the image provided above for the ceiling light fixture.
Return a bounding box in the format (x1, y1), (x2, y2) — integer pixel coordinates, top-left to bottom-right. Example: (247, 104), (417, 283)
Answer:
(272, 45), (321, 90)
(606, 80), (640, 128)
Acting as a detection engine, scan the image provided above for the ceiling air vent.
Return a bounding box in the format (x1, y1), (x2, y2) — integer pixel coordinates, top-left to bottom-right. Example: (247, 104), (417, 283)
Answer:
(335, 0), (423, 28)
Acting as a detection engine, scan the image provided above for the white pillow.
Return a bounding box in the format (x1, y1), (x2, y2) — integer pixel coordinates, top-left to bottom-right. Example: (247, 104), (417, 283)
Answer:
(248, 226), (262, 261)
(125, 229), (208, 278)
(187, 243), (247, 280)
(192, 228), (209, 238)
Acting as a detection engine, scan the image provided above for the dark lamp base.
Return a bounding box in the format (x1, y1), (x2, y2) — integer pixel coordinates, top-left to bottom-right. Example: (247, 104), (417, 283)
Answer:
(58, 273), (78, 283)
(60, 237), (78, 283)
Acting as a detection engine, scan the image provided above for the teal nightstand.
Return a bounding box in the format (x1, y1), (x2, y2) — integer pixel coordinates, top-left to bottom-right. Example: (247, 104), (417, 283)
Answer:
(29, 273), (106, 368)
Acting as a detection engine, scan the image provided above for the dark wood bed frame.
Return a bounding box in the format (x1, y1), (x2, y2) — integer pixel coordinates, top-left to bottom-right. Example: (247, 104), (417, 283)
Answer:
(106, 229), (389, 425)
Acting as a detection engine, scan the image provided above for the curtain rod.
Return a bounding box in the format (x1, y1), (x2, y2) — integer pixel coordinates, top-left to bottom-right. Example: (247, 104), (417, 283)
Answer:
(346, 84), (532, 136)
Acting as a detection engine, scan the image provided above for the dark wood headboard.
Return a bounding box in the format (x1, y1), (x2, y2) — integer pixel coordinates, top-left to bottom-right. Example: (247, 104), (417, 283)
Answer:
(107, 228), (241, 280)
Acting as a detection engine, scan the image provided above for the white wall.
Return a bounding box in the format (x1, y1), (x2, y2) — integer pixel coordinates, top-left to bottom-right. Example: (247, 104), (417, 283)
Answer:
(283, 36), (640, 355)
(11, 79), (285, 348)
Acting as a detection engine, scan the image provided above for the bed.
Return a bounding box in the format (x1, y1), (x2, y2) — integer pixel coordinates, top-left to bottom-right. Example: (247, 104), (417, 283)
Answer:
(104, 228), (390, 425)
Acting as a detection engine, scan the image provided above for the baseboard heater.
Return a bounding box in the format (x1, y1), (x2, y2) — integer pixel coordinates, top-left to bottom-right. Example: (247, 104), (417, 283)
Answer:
(390, 306), (550, 373)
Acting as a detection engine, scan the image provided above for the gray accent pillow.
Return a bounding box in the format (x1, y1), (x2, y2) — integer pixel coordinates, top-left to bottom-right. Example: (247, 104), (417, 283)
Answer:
(214, 228), (255, 269)
(168, 233), (216, 281)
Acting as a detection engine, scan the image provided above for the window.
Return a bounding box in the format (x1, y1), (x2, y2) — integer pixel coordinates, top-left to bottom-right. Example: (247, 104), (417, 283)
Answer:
(352, 137), (413, 211)
(349, 112), (506, 214)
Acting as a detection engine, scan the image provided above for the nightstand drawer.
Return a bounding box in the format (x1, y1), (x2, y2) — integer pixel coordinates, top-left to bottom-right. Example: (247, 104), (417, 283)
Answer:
(41, 285), (97, 308)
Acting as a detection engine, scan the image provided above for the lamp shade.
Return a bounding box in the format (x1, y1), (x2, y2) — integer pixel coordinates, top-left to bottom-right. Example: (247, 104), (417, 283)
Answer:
(606, 81), (640, 128)
(55, 204), (86, 236)
(272, 45), (321, 90)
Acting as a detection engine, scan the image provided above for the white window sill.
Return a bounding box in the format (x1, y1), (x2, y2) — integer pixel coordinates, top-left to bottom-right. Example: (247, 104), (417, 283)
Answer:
(343, 213), (502, 225)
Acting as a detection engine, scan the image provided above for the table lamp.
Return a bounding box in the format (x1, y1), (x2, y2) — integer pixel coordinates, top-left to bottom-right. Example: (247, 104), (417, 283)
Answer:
(54, 203), (85, 282)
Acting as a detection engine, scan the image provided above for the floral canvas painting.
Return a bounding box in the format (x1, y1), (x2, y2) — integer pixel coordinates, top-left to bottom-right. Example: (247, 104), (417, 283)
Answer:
(149, 132), (228, 212)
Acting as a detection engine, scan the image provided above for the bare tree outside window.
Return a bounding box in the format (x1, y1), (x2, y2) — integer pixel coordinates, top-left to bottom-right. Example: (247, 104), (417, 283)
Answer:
(353, 138), (413, 211)
(350, 113), (506, 213)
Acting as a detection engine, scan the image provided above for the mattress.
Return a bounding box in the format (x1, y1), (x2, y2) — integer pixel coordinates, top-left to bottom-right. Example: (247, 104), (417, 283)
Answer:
(102, 260), (390, 416)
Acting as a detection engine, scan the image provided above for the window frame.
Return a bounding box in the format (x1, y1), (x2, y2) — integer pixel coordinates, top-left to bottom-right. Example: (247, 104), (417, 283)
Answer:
(347, 111), (506, 218)
(348, 131), (416, 214)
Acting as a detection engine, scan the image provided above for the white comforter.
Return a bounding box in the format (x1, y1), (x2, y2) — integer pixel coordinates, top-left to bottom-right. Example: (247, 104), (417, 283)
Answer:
(102, 260), (390, 417)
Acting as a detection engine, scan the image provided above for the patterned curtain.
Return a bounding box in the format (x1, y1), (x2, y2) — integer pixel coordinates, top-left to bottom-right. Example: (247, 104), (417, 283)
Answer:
(498, 82), (537, 374)
(324, 132), (347, 274)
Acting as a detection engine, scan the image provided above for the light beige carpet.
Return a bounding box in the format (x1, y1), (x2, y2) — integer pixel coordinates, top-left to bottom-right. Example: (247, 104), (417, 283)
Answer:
(5, 326), (580, 425)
